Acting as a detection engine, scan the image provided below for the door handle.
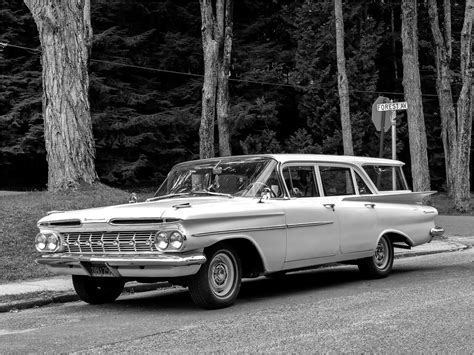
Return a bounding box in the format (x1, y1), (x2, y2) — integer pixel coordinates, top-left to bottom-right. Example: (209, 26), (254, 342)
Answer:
(364, 203), (376, 208)
(323, 203), (335, 211)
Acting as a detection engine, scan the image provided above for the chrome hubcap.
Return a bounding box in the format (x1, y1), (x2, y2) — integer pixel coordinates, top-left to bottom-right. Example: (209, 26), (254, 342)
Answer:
(374, 238), (389, 269)
(209, 252), (235, 298)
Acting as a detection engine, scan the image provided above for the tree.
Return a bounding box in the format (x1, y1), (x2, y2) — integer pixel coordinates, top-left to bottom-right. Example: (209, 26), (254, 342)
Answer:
(428, 0), (473, 212)
(400, 0), (431, 192)
(23, 0), (98, 191)
(334, 0), (354, 155)
(199, 0), (233, 159)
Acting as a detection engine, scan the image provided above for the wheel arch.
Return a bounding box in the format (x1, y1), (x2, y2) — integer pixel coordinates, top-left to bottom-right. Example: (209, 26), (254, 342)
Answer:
(206, 236), (266, 278)
(378, 229), (414, 248)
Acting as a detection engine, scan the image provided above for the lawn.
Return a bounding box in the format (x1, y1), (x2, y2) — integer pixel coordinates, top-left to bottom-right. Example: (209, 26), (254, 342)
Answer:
(0, 184), (153, 283)
(0, 187), (471, 284)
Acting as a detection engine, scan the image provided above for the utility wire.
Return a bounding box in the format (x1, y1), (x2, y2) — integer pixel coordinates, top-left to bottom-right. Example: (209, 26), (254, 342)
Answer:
(0, 41), (439, 98)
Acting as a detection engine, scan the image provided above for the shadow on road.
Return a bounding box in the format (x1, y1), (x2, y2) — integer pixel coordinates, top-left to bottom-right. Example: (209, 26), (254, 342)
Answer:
(69, 262), (452, 312)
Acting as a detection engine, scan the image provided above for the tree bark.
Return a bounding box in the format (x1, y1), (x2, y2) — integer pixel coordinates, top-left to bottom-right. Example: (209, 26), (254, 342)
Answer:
(334, 0), (354, 156)
(401, 0), (431, 192)
(453, 0), (473, 212)
(199, 0), (218, 159)
(23, 0), (98, 191)
(427, 0), (456, 197)
(199, 0), (233, 159)
(429, 0), (473, 212)
(216, 0), (233, 157)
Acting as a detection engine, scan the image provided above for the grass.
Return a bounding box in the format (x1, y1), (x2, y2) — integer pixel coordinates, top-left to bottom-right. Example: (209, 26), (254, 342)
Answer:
(0, 183), (154, 284)
(0, 186), (471, 284)
(430, 192), (474, 216)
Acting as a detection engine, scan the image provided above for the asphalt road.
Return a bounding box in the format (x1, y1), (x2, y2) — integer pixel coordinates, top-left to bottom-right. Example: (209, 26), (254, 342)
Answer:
(1, 248), (473, 353)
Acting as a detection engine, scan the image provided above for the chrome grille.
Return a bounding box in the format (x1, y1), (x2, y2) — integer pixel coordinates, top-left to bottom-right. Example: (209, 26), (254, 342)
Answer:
(62, 231), (156, 253)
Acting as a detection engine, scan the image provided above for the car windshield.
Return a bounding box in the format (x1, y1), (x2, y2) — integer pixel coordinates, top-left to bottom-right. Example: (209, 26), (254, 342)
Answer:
(153, 157), (279, 199)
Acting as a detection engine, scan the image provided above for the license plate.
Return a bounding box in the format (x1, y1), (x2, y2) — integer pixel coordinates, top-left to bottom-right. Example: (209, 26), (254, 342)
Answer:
(90, 264), (114, 277)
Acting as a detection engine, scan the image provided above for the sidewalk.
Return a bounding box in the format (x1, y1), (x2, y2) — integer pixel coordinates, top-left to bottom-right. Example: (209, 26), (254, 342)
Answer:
(0, 236), (471, 313)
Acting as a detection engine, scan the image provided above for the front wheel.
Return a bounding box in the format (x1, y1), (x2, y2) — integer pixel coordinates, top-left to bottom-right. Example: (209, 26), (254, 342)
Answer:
(188, 245), (242, 309)
(72, 275), (125, 305)
(358, 235), (394, 279)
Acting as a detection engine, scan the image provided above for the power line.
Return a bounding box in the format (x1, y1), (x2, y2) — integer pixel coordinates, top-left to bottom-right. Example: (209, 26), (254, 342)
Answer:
(0, 41), (439, 98)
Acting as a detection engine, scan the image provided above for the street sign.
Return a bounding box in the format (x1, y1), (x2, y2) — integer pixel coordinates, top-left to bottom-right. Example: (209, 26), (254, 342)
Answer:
(377, 102), (408, 112)
(371, 96), (393, 133)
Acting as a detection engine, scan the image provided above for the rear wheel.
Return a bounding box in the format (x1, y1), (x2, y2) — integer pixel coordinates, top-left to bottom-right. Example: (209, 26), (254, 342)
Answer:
(188, 245), (242, 309)
(358, 235), (394, 278)
(72, 275), (125, 304)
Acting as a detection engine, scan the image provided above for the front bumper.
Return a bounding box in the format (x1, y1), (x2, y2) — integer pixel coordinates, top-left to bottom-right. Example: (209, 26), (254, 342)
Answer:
(36, 252), (206, 278)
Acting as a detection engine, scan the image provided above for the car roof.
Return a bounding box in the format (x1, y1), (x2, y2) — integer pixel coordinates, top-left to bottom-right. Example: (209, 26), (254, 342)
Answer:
(176, 154), (404, 167)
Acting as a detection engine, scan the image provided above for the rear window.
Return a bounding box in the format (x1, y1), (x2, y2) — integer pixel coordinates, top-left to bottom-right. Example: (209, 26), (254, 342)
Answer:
(363, 165), (408, 191)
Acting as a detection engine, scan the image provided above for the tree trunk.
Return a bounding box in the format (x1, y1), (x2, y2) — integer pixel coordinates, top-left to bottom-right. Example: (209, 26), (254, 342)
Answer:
(428, 0), (473, 212)
(23, 0), (98, 191)
(390, 0), (399, 80)
(199, 0), (233, 159)
(453, 0), (473, 212)
(216, 0), (233, 157)
(199, 0), (218, 159)
(427, 0), (456, 197)
(401, 0), (431, 192)
(334, 0), (354, 156)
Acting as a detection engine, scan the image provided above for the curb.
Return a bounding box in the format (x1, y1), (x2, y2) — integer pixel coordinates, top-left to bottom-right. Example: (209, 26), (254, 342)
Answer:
(394, 241), (470, 259)
(0, 282), (171, 313)
(1, 241), (471, 313)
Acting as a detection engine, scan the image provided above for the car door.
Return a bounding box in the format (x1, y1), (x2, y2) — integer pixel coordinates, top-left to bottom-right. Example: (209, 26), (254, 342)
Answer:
(282, 164), (341, 262)
(318, 165), (378, 254)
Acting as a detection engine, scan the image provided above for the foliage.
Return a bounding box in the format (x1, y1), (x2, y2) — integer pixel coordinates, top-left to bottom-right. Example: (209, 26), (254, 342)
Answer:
(0, 0), (472, 193)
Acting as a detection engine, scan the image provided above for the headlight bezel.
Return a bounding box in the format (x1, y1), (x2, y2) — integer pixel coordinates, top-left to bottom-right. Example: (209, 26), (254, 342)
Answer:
(154, 228), (186, 252)
(35, 231), (63, 253)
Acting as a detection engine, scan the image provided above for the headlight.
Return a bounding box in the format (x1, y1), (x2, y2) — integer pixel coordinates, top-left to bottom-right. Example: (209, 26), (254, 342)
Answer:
(169, 231), (184, 250)
(35, 233), (47, 251)
(35, 232), (61, 252)
(155, 231), (169, 250)
(46, 233), (59, 251)
(154, 229), (186, 251)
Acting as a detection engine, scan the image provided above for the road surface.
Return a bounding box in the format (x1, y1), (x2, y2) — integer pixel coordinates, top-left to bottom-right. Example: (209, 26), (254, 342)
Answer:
(1, 248), (473, 353)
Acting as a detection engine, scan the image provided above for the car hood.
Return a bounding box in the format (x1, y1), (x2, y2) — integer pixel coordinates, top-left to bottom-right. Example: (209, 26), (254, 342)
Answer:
(38, 196), (277, 225)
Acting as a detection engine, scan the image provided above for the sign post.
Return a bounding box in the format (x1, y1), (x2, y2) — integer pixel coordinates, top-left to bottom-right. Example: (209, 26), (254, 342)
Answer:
(371, 97), (408, 188)
(391, 107), (397, 190)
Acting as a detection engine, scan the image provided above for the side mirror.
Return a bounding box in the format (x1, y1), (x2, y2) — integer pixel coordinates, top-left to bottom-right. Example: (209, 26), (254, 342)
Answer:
(129, 192), (138, 204)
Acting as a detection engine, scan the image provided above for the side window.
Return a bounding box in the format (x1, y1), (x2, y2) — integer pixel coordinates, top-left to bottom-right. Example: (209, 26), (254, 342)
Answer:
(282, 166), (319, 198)
(319, 166), (355, 196)
(355, 172), (373, 195)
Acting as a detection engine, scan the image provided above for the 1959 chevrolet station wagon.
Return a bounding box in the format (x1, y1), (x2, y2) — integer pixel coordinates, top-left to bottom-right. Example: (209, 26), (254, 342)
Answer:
(35, 154), (444, 309)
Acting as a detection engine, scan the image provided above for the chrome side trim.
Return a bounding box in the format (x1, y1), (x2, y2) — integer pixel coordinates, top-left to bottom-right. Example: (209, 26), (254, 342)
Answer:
(37, 253), (206, 267)
(286, 221), (334, 229)
(192, 224), (287, 237)
(192, 221), (333, 237)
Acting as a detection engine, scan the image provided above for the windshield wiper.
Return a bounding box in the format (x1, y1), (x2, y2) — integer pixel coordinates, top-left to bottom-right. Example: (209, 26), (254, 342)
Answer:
(191, 190), (234, 199)
(147, 190), (233, 202)
(146, 193), (190, 202)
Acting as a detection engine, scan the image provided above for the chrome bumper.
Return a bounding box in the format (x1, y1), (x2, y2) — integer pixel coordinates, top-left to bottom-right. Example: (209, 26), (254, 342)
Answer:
(430, 226), (445, 238)
(36, 252), (206, 278)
